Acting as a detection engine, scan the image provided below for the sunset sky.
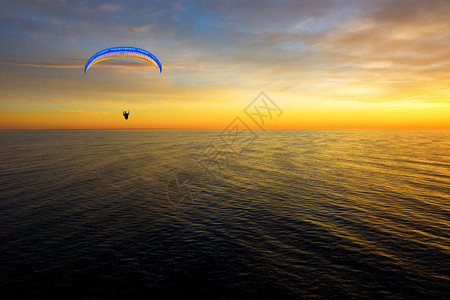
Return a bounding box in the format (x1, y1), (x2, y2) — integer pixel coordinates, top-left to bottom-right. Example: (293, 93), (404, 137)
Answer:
(1, 0), (449, 129)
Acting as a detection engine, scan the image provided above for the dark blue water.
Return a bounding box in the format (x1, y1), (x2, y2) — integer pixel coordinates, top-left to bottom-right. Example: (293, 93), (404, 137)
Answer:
(0, 130), (449, 299)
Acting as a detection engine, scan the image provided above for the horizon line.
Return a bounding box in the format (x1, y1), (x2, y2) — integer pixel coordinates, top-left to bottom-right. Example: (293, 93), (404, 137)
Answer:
(1, 127), (449, 131)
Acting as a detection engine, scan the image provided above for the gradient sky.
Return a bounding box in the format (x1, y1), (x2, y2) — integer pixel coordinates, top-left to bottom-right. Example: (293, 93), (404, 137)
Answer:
(1, 0), (449, 129)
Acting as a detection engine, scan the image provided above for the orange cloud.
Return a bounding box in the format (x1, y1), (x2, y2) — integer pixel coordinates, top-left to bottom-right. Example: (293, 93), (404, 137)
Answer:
(58, 109), (109, 115)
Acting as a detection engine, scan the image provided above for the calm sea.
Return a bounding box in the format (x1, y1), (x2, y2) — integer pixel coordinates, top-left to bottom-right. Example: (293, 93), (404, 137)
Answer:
(0, 130), (449, 299)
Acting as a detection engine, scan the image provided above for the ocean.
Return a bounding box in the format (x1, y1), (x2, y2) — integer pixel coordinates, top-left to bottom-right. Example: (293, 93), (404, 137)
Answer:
(0, 129), (449, 299)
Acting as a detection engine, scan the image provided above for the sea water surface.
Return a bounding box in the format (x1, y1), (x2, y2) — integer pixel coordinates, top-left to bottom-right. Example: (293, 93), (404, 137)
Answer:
(0, 130), (449, 299)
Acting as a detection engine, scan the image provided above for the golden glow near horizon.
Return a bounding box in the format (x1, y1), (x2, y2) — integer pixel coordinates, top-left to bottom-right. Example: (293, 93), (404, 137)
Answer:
(0, 0), (449, 129)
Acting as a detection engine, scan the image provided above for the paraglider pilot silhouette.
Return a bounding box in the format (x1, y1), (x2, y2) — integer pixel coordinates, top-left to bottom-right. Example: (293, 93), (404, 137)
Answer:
(122, 110), (130, 120)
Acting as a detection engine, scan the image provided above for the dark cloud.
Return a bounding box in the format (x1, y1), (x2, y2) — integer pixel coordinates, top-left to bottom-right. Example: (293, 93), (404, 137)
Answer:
(0, 17), (77, 39)
(23, 0), (66, 11)
(366, 0), (450, 25)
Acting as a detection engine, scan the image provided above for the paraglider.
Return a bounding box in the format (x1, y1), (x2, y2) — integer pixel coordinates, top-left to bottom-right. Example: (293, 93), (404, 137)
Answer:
(84, 47), (162, 120)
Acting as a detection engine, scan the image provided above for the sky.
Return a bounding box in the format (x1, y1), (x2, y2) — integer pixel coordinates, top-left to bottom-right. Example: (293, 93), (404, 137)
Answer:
(0, 0), (449, 129)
